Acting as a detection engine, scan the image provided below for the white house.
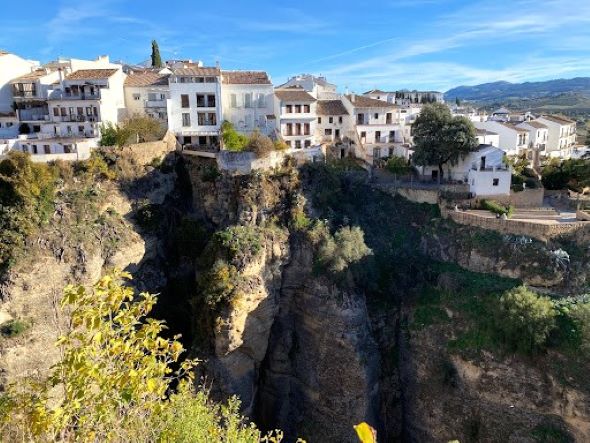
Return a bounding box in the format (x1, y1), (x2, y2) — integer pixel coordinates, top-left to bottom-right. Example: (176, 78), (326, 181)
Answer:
(124, 69), (170, 125)
(474, 121), (529, 156)
(476, 128), (500, 147)
(0, 112), (18, 138)
(167, 63), (222, 149)
(0, 50), (39, 113)
(274, 86), (318, 150)
(343, 94), (405, 162)
(419, 145), (511, 196)
(277, 74), (337, 100)
(536, 115), (577, 158)
(316, 99), (351, 143)
(220, 71), (275, 136)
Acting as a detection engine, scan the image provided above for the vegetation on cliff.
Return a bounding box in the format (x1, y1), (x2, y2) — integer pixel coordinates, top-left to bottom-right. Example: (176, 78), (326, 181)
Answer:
(0, 271), (284, 442)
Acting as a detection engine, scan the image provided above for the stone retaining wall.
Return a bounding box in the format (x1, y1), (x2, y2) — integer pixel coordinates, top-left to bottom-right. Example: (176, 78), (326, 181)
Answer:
(116, 131), (178, 166)
(444, 208), (590, 241)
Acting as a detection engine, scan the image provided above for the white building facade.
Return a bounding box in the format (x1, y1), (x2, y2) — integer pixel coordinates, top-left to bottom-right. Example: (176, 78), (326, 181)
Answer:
(167, 64), (222, 149)
(124, 69), (171, 125)
(536, 115), (576, 157)
(221, 71), (275, 136)
(474, 121), (529, 156)
(274, 86), (318, 150)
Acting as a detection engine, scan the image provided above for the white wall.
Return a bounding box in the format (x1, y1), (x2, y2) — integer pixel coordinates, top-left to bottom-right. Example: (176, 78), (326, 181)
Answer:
(0, 53), (39, 112)
(468, 169), (511, 196)
(124, 85), (169, 122)
(221, 83), (274, 134)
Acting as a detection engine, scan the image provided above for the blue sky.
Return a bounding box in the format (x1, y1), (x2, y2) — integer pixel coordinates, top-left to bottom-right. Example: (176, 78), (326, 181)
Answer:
(1, 0), (589, 92)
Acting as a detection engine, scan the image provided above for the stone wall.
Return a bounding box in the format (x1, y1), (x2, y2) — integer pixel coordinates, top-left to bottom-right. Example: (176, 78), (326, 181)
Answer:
(444, 208), (590, 242)
(375, 184), (440, 205)
(474, 188), (544, 208)
(216, 150), (285, 175)
(117, 131), (179, 166)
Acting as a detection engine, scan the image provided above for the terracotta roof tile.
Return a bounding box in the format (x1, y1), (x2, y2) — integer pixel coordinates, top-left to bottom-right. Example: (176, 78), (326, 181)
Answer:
(66, 69), (119, 80)
(522, 121), (547, 129)
(124, 71), (169, 87)
(172, 65), (220, 76)
(10, 69), (51, 83)
(317, 100), (349, 115)
(222, 71), (271, 85)
(274, 87), (316, 102)
(540, 114), (575, 125)
(346, 94), (395, 108)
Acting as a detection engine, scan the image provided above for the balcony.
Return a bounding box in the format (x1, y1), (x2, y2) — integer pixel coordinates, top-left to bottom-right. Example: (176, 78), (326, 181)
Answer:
(49, 90), (101, 100)
(145, 99), (167, 108)
(13, 91), (39, 99)
(19, 112), (49, 122)
(54, 115), (98, 123)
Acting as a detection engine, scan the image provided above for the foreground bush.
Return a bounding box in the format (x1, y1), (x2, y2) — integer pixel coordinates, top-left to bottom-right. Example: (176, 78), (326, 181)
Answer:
(313, 224), (372, 273)
(0, 271), (281, 442)
(497, 286), (557, 354)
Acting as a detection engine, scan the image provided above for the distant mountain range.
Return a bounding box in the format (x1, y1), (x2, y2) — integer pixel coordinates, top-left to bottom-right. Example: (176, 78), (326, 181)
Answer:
(445, 77), (590, 101)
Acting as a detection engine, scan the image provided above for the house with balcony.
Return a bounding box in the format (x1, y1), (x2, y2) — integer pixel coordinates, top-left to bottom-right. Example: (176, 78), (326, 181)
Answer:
(0, 50), (39, 114)
(536, 115), (577, 158)
(474, 121), (529, 156)
(46, 68), (125, 145)
(343, 94), (405, 162)
(167, 63), (222, 150)
(10, 68), (61, 132)
(315, 99), (354, 158)
(274, 86), (318, 150)
(124, 69), (170, 125)
(221, 71), (275, 136)
(418, 145), (511, 196)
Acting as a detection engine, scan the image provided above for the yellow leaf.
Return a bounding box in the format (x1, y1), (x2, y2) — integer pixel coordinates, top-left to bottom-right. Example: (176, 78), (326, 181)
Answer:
(147, 378), (157, 392)
(354, 422), (376, 443)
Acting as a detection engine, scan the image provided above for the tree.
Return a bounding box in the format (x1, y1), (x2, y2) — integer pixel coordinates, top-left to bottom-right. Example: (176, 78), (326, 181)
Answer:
(151, 40), (163, 68)
(221, 121), (248, 151)
(1, 271), (281, 442)
(385, 155), (411, 181)
(246, 130), (275, 158)
(122, 115), (165, 143)
(455, 97), (461, 107)
(497, 286), (557, 354)
(317, 226), (372, 273)
(411, 103), (479, 182)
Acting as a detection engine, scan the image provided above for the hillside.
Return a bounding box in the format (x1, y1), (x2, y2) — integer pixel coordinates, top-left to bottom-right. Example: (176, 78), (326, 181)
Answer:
(445, 77), (590, 102)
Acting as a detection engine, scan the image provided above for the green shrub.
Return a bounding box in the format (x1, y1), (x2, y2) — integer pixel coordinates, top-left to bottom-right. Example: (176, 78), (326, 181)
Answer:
(221, 121), (248, 151)
(481, 199), (513, 217)
(200, 259), (239, 308)
(0, 319), (29, 338)
(245, 131), (275, 158)
(496, 286), (557, 354)
(564, 302), (590, 353)
(317, 226), (372, 273)
(216, 226), (263, 262)
(201, 164), (221, 182)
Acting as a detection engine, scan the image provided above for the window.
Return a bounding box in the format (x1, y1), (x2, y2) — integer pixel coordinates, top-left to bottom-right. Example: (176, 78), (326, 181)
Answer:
(61, 108), (67, 117)
(295, 123), (302, 135)
(208, 112), (217, 125)
(44, 145), (50, 154)
(66, 126), (72, 134)
(22, 145), (29, 153)
(360, 131), (366, 140)
(295, 140), (302, 149)
(86, 107), (92, 116)
(181, 94), (190, 108)
(389, 131), (395, 142)
(294, 105), (301, 113)
(286, 141), (292, 148)
(357, 114), (364, 124)
(493, 178), (499, 186)
(198, 136), (207, 145)
(205, 77), (216, 83)
(304, 140), (311, 148)
(257, 93), (265, 108)
(196, 94), (206, 107)
(325, 129), (333, 135)
(303, 104), (310, 113)
(182, 113), (191, 127)
(77, 107), (83, 115)
(244, 93), (252, 108)
(285, 123), (293, 136)
(207, 95), (216, 107)
(64, 145), (72, 153)
(386, 113), (392, 124)
(53, 108), (59, 117)
(32, 145), (38, 154)
(286, 105), (292, 113)
(375, 131), (381, 143)
(329, 117), (333, 124)
(231, 94), (237, 108)
(78, 125), (84, 134)
(339, 116), (343, 124)
(133, 93), (141, 101)
(195, 77), (205, 83)
(304, 123), (310, 135)
(183, 136), (192, 145)
(318, 117), (322, 124)
(374, 113), (379, 119)
(33, 125), (40, 133)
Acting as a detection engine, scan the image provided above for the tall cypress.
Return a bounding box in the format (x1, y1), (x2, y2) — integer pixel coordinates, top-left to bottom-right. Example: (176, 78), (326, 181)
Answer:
(151, 40), (163, 68)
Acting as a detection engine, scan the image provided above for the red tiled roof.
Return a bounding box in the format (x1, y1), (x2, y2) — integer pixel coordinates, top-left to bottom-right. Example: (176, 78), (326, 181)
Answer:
(66, 69), (118, 80)
(172, 65), (220, 76)
(10, 69), (51, 83)
(222, 71), (271, 85)
(124, 71), (169, 87)
(540, 115), (575, 125)
(274, 87), (316, 102)
(346, 94), (395, 108)
(317, 100), (349, 115)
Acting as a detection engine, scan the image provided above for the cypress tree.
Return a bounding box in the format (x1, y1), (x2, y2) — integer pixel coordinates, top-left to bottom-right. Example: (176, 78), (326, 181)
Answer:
(151, 40), (163, 68)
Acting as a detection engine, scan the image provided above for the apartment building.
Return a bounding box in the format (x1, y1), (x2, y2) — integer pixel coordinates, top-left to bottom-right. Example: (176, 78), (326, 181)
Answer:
(474, 121), (529, 156)
(167, 63), (222, 149)
(476, 128), (500, 147)
(124, 69), (171, 124)
(343, 94), (404, 162)
(221, 71), (275, 135)
(536, 115), (577, 157)
(273, 86), (317, 150)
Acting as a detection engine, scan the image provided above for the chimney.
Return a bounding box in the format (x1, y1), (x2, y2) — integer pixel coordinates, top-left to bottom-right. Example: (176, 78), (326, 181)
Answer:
(351, 93), (356, 102)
